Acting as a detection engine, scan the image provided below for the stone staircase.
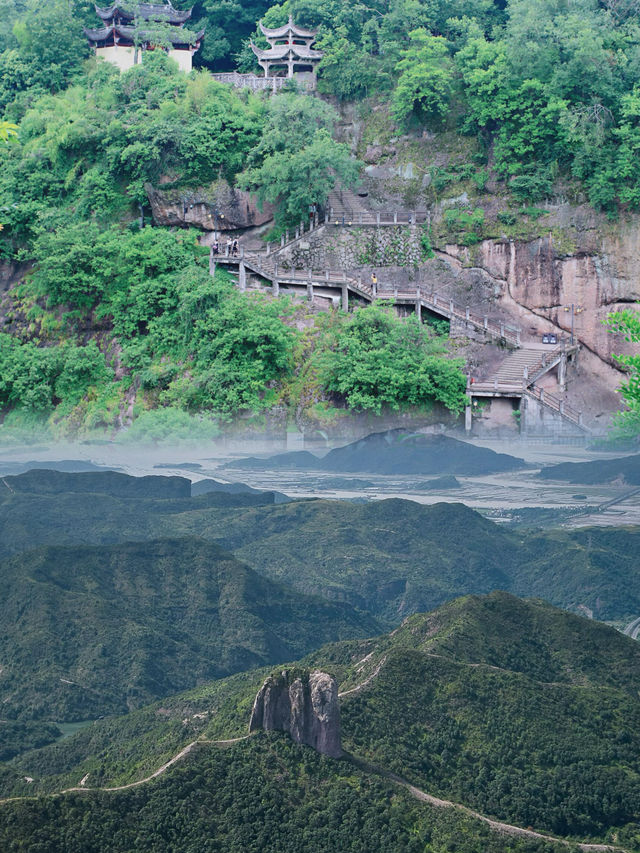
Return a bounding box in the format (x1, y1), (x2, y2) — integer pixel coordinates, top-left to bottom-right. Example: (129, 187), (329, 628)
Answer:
(326, 188), (371, 220)
(492, 348), (551, 384)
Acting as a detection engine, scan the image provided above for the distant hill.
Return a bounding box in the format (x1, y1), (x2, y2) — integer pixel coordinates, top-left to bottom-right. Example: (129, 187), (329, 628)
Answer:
(225, 430), (528, 475)
(538, 454), (640, 485)
(3, 469), (191, 499)
(2, 474), (640, 623)
(0, 538), (379, 721)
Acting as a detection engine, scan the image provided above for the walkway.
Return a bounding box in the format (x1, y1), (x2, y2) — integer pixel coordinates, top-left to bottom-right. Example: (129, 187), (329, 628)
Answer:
(213, 214), (586, 432)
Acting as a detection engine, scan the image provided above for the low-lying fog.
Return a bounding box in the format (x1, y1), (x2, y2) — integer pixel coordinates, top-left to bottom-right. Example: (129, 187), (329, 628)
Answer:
(1, 433), (639, 528)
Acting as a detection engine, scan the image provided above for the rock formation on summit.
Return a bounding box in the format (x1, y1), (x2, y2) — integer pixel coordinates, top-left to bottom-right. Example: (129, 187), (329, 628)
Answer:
(249, 669), (342, 758)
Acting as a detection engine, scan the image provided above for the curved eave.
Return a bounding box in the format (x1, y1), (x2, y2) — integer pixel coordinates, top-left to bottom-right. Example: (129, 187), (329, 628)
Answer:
(114, 23), (203, 45)
(258, 19), (317, 40)
(86, 23), (203, 47)
(95, 3), (192, 24)
(85, 24), (112, 40)
(251, 42), (323, 61)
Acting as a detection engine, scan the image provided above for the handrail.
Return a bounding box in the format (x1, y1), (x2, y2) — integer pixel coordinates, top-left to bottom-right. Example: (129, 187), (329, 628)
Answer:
(526, 384), (585, 428)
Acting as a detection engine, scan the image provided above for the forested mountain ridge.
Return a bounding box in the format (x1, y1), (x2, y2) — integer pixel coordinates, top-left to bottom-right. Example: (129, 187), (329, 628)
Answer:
(1, 0), (639, 438)
(2, 473), (640, 625)
(1, 592), (639, 850)
(0, 536), (379, 720)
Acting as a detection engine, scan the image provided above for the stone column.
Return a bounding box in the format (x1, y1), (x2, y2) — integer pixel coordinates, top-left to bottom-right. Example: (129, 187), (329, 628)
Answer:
(341, 285), (348, 311)
(239, 261), (246, 292)
(465, 398), (473, 432)
(558, 352), (567, 390)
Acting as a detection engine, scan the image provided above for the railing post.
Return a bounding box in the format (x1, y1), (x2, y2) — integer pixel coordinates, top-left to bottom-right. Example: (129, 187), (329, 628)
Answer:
(281, 235), (285, 248)
(285, 230), (289, 244)
(516, 329), (521, 347)
(393, 211), (398, 224)
(559, 401), (564, 414)
(523, 366), (528, 381)
(540, 389), (545, 404)
(484, 316), (488, 330)
(325, 271), (329, 281)
(330, 207), (333, 220)
(376, 212), (381, 226)
(274, 263), (278, 278)
(465, 307), (470, 322)
(359, 213), (363, 225)
(265, 244), (270, 256)
(578, 412), (583, 426)
(394, 287), (398, 299)
(494, 378), (498, 391)
(450, 300), (454, 315)
(500, 322), (505, 338)
(273, 277), (280, 296)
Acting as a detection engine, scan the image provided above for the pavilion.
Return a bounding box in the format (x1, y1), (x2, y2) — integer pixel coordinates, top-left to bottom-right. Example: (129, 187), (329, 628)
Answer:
(84, 3), (204, 72)
(251, 16), (323, 82)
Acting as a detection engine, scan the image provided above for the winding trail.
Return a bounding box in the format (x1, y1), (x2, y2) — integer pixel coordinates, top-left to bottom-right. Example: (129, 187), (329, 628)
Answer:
(0, 732), (627, 851)
(0, 663), (629, 853)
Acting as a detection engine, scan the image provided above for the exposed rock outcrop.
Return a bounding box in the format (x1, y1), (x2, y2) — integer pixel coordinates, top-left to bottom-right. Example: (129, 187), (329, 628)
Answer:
(249, 669), (342, 758)
(145, 181), (275, 230)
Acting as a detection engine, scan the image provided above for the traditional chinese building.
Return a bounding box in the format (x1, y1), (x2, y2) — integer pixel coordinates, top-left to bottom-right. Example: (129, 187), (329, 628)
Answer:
(251, 16), (323, 83)
(84, 3), (204, 73)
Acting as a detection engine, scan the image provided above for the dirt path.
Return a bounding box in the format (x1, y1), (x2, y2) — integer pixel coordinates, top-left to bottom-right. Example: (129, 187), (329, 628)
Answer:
(0, 733), (627, 851)
(0, 736), (251, 803)
(338, 656), (387, 697)
(397, 777), (624, 852)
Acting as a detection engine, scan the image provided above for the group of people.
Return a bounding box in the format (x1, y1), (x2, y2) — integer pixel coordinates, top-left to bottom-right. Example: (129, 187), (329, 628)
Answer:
(211, 237), (240, 257)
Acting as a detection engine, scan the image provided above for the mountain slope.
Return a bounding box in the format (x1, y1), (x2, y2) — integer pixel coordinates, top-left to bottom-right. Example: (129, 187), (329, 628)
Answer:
(3, 475), (640, 622)
(2, 593), (639, 847)
(0, 538), (379, 720)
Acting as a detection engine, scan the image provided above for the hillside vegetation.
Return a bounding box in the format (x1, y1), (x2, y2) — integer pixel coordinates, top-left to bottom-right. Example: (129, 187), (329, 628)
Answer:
(2, 0), (639, 435)
(0, 536), (378, 720)
(2, 592), (639, 849)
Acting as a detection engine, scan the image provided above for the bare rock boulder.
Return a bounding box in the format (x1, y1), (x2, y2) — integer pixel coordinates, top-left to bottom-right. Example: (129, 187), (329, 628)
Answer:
(249, 669), (342, 758)
(145, 180), (275, 231)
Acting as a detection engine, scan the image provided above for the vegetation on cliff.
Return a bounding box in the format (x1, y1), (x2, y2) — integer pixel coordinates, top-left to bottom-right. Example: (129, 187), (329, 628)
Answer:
(2, 0), (640, 435)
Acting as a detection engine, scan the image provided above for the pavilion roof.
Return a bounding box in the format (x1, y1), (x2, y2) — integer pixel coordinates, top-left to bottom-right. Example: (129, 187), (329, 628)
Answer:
(85, 22), (204, 45)
(258, 16), (317, 40)
(95, 3), (192, 24)
(251, 42), (323, 62)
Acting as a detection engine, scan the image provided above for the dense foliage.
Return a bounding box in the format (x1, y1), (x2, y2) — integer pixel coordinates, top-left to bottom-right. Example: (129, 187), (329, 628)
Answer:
(0, 534), (378, 720)
(607, 307), (640, 438)
(0, 736), (577, 853)
(317, 304), (467, 414)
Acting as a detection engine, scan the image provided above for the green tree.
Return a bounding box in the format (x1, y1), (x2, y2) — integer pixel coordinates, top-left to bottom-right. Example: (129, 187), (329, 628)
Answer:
(0, 119), (17, 142)
(392, 30), (456, 126)
(239, 128), (361, 226)
(607, 307), (640, 439)
(318, 303), (467, 414)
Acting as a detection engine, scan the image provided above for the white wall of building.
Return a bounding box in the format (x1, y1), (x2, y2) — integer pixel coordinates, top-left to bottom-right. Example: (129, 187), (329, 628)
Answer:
(168, 49), (193, 72)
(95, 46), (193, 73)
(96, 45), (136, 71)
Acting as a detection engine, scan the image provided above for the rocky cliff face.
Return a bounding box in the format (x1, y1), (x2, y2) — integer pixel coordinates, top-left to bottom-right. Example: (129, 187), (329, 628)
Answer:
(145, 181), (275, 231)
(249, 669), (342, 758)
